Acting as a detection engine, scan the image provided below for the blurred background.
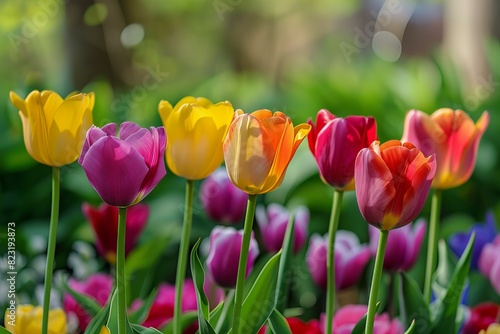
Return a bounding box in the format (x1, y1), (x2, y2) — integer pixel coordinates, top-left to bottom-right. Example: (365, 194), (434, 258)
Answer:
(1, 0), (500, 324)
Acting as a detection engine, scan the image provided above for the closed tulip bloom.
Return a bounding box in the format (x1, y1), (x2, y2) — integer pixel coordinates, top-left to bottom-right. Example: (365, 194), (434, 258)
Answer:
(355, 140), (436, 231)
(258, 317), (322, 334)
(462, 303), (500, 334)
(82, 202), (149, 263)
(206, 226), (259, 288)
(10, 90), (94, 167)
(158, 96), (234, 180)
(256, 203), (309, 253)
(402, 108), (489, 189)
(78, 122), (166, 207)
(307, 231), (371, 290)
(200, 168), (248, 224)
(479, 235), (500, 294)
(4, 304), (66, 334)
(369, 219), (426, 271)
(307, 109), (377, 190)
(223, 109), (311, 194)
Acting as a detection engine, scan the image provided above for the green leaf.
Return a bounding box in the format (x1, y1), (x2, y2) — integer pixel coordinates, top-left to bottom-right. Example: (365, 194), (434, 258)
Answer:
(126, 235), (172, 276)
(131, 324), (164, 334)
(211, 290), (235, 333)
(190, 238), (216, 334)
(398, 272), (431, 334)
(404, 320), (416, 334)
(430, 234), (475, 334)
(62, 277), (102, 317)
(267, 308), (292, 334)
(0, 326), (12, 334)
(84, 288), (114, 334)
(232, 251), (282, 334)
(106, 288), (135, 334)
(128, 288), (158, 324)
(160, 311), (198, 334)
(275, 211), (295, 312)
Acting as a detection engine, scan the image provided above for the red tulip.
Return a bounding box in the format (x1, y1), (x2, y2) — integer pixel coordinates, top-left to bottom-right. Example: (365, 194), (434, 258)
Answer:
(308, 109), (377, 190)
(258, 317), (322, 334)
(462, 303), (500, 334)
(355, 140), (436, 231)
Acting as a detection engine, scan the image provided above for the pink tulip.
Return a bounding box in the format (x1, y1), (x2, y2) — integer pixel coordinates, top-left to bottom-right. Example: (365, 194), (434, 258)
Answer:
(321, 304), (403, 334)
(199, 168), (248, 224)
(82, 202), (149, 263)
(63, 273), (113, 331)
(78, 122), (166, 207)
(368, 219), (426, 271)
(306, 231), (371, 290)
(256, 203), (309, 253)
(206, 226), (259, 288)
(479, 235), (500, 294)
(308, 109), (377, 190)
(402, 109), (489, 189)
(355, 140), (436, 231)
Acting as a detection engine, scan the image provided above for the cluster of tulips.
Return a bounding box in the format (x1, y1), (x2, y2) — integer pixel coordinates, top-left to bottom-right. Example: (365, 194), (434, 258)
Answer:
(3, 89), (498, 334)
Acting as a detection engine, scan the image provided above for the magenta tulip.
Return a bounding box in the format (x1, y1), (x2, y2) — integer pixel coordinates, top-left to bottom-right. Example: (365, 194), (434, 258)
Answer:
(199, 168), (248, 224)
(82, 202), (149, 263)
(78, 122), (166, 207)
(206, 226), (259, 288)
(63, 273), (113, 331)
(256, 203), (309, 253)
(306, 231), (371, 290)
(369, 219), (426, 271)
(307, 109), (377, 190)
(479, 235), (500, 294)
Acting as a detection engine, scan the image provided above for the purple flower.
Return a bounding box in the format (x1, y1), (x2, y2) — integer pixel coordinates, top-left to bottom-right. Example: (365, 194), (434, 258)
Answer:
(63, 273), (113, 331)
(369, 219), (426, 272)
(206, 226), (259, 288)
(306, 231), (371, 290)
(449, 212), (497, 270)
(479, 235), (500, 294)
(78, 122), (166, 207)
(199, 168), (248, 224)
(256, 204), (309, 253)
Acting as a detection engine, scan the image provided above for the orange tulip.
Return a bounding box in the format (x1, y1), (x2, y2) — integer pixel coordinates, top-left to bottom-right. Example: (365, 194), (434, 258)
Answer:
(402, 108), (489, 189)
(223, 109), (311, 195)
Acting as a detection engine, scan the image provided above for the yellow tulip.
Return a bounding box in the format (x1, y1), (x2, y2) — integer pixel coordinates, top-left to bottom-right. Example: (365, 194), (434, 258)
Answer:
(480, 324), (500, 334)
(223, 109), (311, 194)
(158, 96), (234, 180)
(4, 305), (66, 334)
(10, 90), (94, 167)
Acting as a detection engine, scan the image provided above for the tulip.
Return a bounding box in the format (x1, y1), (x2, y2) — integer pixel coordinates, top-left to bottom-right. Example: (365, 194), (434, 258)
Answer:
(368, 219), (426, 271)
(10, 90), (94, 167)
(480, 324), (500, 334)
(158, 96), (234, 180)
(223, 109), (311, 195)
(82, 202), (149, 263)
(199, 168), (248, 224)
(479, 235), (500, 294)
(258, 317), (322, 334)
(307, 109), (377, 190)
(462, 303), (500, 334)
(256, 203), (309, 253)
(449, 212), (497, 270)
(321, 304), (404, 334)
(63, 273), (113, 331)
(306, 231), (371, 290)
(355, 140), (436, 231)
(4, 304), (66, 334)
(402, 108), (489, 189)
(78, 122), (166, 207)
(206, 226), (259, 288)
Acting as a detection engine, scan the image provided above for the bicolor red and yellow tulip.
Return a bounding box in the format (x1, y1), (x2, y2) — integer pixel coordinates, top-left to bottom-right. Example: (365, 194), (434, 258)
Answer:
(308, 109), (377, 190)
(10, 90), (94, 167)
(223, 109), (311, 195)
(402, 108), (489, 189)
(158, 96), (234, 180)
(78, 122), (166, 207)
(4, 304), (66, 334)
(355, 140), (436, 231)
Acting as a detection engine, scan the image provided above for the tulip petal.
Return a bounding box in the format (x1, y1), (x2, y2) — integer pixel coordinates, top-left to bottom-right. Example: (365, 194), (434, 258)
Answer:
(119, 121), (143, 140)
(79, 125), (114, 164)
(81, 137), (149, 206)
(307, 109), (336, 155)
(136, 127), (167, 201)
(402, 219), (426, 270)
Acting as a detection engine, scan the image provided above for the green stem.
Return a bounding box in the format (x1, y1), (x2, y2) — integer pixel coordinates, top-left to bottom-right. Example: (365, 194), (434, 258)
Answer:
(117, 207), (128, 333)
(42, 167), (60, 334)
(365, 229), (389, 334)
(232, 194), (258, 334)
(173, 179), (195, 334)
(424, 189), (442, 302)
(325, 189), (344, 334)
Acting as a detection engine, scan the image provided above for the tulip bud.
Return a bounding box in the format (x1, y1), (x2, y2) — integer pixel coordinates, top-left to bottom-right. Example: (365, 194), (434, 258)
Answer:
(206, 226), (259, 288)
(5, 304), (67, 334)
(199, 168), (248, 224)
(256, 203), (309, 253)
